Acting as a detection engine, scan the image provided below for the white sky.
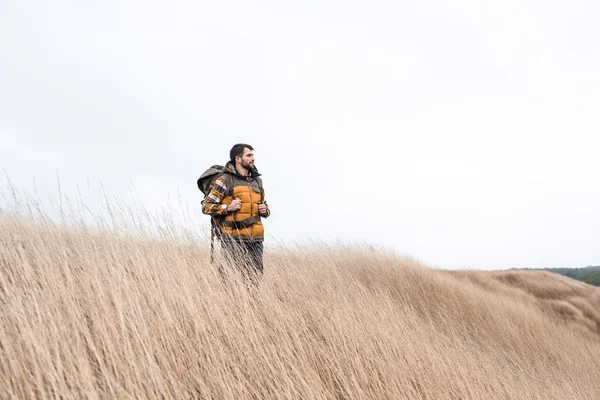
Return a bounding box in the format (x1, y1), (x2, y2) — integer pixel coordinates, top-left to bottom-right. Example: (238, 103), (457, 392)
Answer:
(1, 0), (599, 270)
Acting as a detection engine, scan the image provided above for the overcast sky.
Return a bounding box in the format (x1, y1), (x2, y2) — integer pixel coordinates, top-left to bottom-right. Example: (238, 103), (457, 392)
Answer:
(1, 0), (599, 270)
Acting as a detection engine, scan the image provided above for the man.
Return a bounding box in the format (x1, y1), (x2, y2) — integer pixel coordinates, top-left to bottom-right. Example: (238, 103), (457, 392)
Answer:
(201, 143), (271, 279)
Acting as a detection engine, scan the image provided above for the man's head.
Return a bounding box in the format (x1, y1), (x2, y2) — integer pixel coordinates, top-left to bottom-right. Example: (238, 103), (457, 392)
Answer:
(230, 143), (255, 172)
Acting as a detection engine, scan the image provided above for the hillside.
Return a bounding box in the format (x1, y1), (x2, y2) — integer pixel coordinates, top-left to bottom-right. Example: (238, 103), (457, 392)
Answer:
(541, 266), (600, 287)
(1, 217), (600, 399)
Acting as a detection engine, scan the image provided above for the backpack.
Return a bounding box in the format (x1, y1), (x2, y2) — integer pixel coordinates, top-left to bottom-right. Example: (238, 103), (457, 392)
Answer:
(197, 165), (234, 199)
(197, 165), (234, 262)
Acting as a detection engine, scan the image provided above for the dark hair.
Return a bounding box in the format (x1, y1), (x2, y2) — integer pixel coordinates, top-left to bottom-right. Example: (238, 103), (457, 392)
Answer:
(230, 143), (254, 163)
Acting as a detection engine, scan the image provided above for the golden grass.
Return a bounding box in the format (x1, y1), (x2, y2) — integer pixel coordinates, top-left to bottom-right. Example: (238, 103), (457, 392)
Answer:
(1, 216), (600, 399)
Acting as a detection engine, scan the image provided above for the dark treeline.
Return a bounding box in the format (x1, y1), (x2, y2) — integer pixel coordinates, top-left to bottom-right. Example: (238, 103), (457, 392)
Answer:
(534, 266), (600, 287)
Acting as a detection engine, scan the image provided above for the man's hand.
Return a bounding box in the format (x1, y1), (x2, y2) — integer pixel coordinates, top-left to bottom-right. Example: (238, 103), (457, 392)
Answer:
(258, 203), (268, 216)
(227, 198), (242, 212)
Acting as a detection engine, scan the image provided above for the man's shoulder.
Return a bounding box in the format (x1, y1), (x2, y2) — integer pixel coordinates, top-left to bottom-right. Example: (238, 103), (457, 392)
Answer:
(253, 176), (265, 188)
(215, 173), (231, 186)
(212, 175), (232, 190)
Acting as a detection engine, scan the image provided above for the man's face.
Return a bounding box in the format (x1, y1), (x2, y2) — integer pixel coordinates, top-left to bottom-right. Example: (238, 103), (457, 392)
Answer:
(238, 148), (255, 170)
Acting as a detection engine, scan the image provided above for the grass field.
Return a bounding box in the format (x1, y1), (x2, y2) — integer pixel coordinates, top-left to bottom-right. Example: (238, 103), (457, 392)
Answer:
(1, 213), (600, 399)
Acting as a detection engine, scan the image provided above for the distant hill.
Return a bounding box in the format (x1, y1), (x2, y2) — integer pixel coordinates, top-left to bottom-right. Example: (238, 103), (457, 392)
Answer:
(536, 266), (600, 287)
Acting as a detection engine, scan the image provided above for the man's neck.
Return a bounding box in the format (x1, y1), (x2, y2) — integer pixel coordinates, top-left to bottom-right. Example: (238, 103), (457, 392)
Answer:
(235, 164), (249, 177)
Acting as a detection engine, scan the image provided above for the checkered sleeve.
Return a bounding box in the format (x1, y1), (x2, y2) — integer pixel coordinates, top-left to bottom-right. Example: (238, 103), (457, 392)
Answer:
(201, 177), (229, 216)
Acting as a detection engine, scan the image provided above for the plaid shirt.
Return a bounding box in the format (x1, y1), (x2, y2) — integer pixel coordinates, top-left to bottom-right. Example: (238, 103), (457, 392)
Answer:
(202, 177), (271, 218)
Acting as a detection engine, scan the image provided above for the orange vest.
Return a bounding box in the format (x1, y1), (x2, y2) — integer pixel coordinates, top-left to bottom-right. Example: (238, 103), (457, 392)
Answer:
(219, 173), (265, 242)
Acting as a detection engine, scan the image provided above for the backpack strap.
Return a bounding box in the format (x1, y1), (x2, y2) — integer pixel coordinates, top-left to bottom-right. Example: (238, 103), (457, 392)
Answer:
(210, 172), (235, 262)
(221, 215), (261, 229)
(221, 173), (234, 198)
(210, 218), (217, 263)
(256, 177), (265, 204)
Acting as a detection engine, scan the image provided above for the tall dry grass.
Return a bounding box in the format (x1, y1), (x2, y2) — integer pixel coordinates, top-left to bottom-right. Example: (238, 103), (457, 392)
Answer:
(1, 203), (600, 398)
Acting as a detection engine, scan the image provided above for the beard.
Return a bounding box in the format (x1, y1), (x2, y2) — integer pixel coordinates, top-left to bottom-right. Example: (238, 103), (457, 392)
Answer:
(241, 160), (255, 171)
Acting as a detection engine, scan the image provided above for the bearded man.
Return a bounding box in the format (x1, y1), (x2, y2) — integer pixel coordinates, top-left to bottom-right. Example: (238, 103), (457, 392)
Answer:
(201, 143), (271, 279)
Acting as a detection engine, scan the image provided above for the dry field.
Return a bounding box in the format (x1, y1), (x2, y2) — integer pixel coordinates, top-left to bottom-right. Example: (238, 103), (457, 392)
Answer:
(1, 215), (600, 399)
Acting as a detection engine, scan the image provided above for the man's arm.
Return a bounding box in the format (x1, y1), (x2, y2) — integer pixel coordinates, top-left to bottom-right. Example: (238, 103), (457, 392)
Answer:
(201, 177), (229, 216)
(259, 200), (271, 218)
